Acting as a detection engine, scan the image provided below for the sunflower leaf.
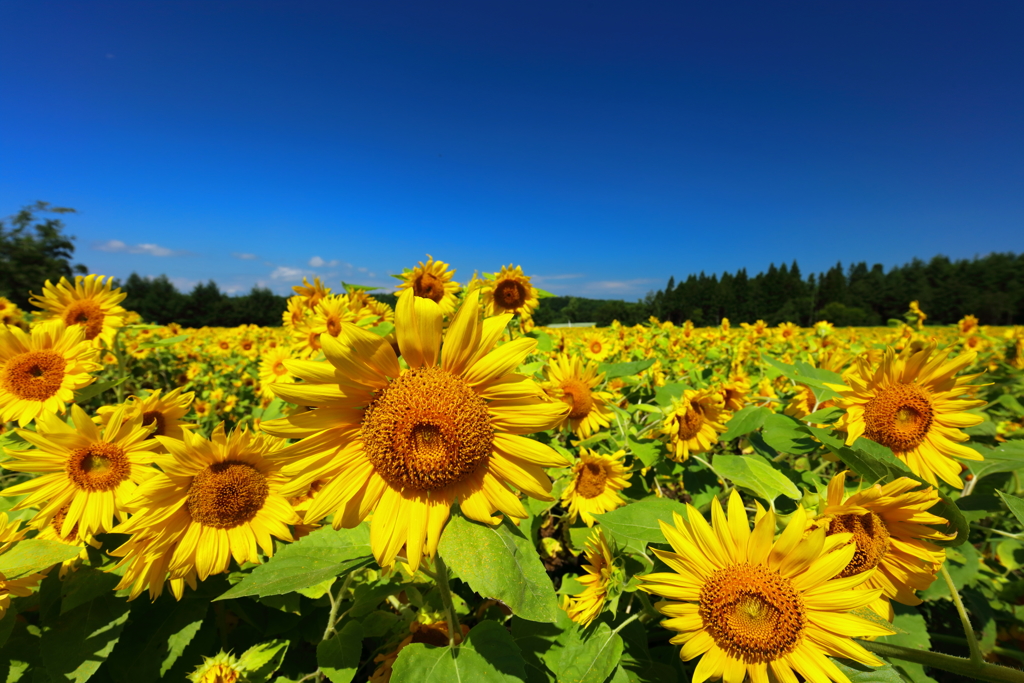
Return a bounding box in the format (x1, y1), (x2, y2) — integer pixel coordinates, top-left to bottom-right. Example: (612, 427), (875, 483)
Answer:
(593, 496), (689, 554)
(597, 359), (655, 380)
(214, 524), (373, 601)
(439, 513), (559, 623)
(720, 405), (771, 442)
(391, 620), (528, 683)
(998, 491), (1024, 527)
(72, 376), (130, 403)
(318, 624), (361, 683)
(712, 455), (801, 501)
(0, 539), (84, 579)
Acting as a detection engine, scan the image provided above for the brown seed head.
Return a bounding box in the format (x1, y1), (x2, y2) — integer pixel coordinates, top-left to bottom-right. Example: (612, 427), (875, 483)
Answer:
(186, 460), (269, 529)
(2, 350), (67, 401)
(863, 383), (934, 453)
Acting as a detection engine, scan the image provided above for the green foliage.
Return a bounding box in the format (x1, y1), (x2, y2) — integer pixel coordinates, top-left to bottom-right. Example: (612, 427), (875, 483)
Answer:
(391, 621), (527, 683)
(0, 201), (86, 308)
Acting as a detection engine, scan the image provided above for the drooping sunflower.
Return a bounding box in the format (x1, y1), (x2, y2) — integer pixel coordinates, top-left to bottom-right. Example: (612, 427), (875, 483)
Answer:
(811, 471), (949, 620)
(0, 321), (101, 426)
(292, 276), (332, 310)
(263, 288), (570, 571)
(96, 387), (196, 442)
(639, 493), (893, 683)
(561, 449), (631, 526)
(661, 389), (729, 462)
(0, 405), (159, 536)
(563, 528), (616, 627)
(30, 274), (128, 347)
(112, 424), (300, 599)
(0, 514), (45, 620)
(829, 345), (985, 488)
(396, 255), (461, 316)
(543, 354), (614, 438)
(481, 265), (540, 325)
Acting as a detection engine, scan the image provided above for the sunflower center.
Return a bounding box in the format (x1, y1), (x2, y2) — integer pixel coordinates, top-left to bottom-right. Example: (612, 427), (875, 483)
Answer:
(561, 380), (594, 420)
(413, 272), (446, 304)
(142, 410), (166, 438)
(272, 360), (288, 376)
(66, 443), (131, 492)
(589, 340), (603, 354)
(863, 383), (935, 453)
(576, 461), (608, 499)
(326, 316), (342, 337)
(699, 564), (806, 663)
(186, 460), (269, 529)
(361, 366), (494, 491)
(494, 280), (527, 311)
(1, 350), (67, 401)
(677, 405), (705, 440)
(62, 299), (105, 340)
(827, 512), (891, 578)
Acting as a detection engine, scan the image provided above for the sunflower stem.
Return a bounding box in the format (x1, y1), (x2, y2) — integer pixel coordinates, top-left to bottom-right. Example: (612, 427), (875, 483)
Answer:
(858, 640), (1024, 683)
(111, 328), (128, 403)
(433, 554), (459, 648)
(322, 571), (355, 641)
(942, 563), (984, 665)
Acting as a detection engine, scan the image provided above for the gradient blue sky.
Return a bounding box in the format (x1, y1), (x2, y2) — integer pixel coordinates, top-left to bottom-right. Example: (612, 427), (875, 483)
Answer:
(2, 2), (1022, 299)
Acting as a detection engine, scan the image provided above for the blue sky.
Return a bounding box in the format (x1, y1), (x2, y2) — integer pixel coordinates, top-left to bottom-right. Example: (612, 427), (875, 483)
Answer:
(1, 1), (1022, 299)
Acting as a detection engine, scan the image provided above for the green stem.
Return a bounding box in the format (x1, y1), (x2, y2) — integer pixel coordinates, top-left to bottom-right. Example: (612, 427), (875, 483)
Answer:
(321, 572), (355, 640)
(111, 328), (128, 403)
(858, 640), (1024, 683)
(433, 554), (459, 647)
(932, 634), (1024, 665)
(942, 563), (983, 664)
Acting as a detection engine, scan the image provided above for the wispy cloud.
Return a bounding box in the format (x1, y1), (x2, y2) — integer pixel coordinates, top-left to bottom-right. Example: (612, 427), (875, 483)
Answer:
(531, 273), (585, 285)
(579, 278), (658, 297)
(233, 252), (259, 260)
(93, 240), (192, 257)
(309, 256), (340, 268)
(270, 266), (307, 281)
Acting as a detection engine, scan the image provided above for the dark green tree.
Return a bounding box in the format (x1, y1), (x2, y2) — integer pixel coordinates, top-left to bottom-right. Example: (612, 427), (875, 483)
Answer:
(0, 202), (87, 307)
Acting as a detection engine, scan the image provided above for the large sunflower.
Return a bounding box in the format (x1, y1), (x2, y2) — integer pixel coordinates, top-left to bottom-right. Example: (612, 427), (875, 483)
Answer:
(112, 424), (300, 599)
(829, 345), (985, 488)
(263, 288), (570, 570)
(639, 493), (893, 683)
(0, 321), (101, 426)
(30, 274), (128, 347)
(0, 405), (159, 536)
(543, 354), (614, 438)
(811, 471), (949, 620)
(396, 255), (461, 316)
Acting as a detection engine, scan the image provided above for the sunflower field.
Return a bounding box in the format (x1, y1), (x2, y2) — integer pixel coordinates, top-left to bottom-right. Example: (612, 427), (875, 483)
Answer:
(1, 259), (1024, 683)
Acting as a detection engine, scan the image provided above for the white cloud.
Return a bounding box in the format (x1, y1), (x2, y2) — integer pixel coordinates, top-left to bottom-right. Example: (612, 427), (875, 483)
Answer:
(270, 266), (307, 281)
(532, 273), (585, 284)
(233, 252), (259, 260)
(93, 239), (191, 257)
(309, 256), (339, 268)
(580, 278), (658, 296)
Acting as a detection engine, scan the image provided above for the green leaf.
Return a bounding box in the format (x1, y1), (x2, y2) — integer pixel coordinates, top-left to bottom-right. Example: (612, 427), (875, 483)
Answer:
(0, 539), (84, 579)
(759, 413), (819, 455)
(317, 625), (362, 683)
(0, 604), (17, 650)
(370, 322), (395, 338)
(593, 497), (688, 554)
(720, 406), (771, 442)
(239, 639), (289, 682)
(72, 376), (129, 403)
(440, 514), (559, 623)
(998, 491), (1024, 527)
(596, 360), (655, 381)
(829, 658), (905, 683)
(763, 357), (843, 402)
(60, 566), (121, 615)
(42, 591), (131, 682)
(712, 455), (801, 501)
(653, 383), (689, 408)
(391, 620), (528, 683)
(136, 334), (189, 349)
(969, 441), (1024, 481)
(801, 406), (845, 424)
(528, 331), (554, 353)
(548, 621), (623, 683)
(625, 435), (662, 468)
(878, 606), (938, 683)
(216, 524), (373, 600)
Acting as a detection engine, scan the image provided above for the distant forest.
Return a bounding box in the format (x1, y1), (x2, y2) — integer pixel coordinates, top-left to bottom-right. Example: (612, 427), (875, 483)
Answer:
(117, 252), (1024, 328)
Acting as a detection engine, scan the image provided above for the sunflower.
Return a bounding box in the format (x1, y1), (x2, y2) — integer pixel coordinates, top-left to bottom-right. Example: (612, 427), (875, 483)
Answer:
(112, 424), (300, 599)
(580, 331), (613, 362)
(0, 514), (45, 620)
(96, 387), (196, 442)
(811, 471), (949, 620)
(481, 265), (539, 324)
(563, 528), (616, 627)
(396, 255), (461, 316)
(638, 493), (893, 683)
(543, 354), (614, 438)
(31, 502), (101, 579)
(0, 297), (25, 328)
(829, 345), (985, 488)
(0, 405), (159, 536)
(561, 449), (631, 526)
(292, 276), (332, 310)
(30, 274), (128, 347)
(0, 321), (101, 426)
(263, 288), (570, 571)
(661, 389), (730, 462)
(258, 345), (297, 398)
